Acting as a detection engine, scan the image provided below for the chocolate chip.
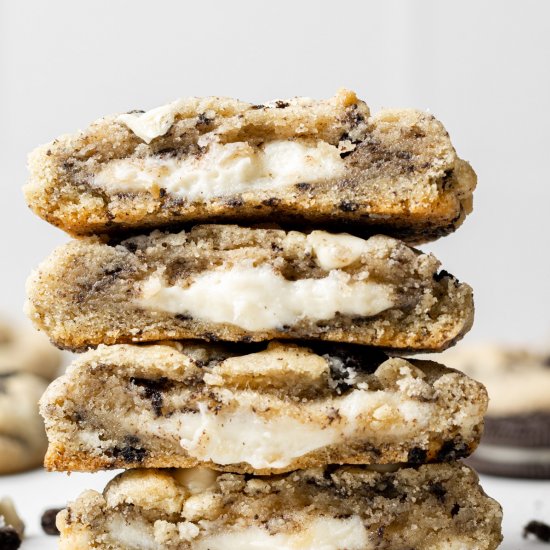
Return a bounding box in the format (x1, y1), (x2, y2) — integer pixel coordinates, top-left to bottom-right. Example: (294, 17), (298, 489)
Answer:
(524, 520), (550, 542)
(451, 503), (461, 517)
(274, 100), (289, 108)
(0, 526), (21, 549)
(338, 200), (359, 212)
(407, 447), (428, 464)
(41, 508), (63, 535)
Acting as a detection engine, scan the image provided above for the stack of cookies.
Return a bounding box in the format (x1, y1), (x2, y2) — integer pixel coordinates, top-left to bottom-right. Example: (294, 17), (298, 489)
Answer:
(25, 90), (502, 549)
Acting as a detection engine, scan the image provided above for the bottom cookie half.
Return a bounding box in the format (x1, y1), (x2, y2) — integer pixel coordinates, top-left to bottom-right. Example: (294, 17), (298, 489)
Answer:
(57, 462), (502, 550)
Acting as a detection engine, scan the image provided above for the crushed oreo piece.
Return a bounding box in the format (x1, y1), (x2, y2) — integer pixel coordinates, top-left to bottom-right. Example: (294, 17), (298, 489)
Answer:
(130, 377), (171, 416)
(407, 447), (428, 464)
(274, 100), (289, 108)
(41, 508), (63, 535)
(0, 526), (21, 549)
(524, 520), (550, 542)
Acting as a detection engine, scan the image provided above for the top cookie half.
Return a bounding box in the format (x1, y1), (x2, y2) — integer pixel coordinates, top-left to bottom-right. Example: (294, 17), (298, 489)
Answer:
(24, 90), (475, 243)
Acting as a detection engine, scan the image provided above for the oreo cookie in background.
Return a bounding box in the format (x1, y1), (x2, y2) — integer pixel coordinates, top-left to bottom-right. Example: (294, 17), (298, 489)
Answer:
(437, 344), (550, 479)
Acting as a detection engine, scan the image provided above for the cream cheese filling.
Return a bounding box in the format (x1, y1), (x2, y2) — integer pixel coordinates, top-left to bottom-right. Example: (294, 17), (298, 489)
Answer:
(177, 391), (430, 469)
(136, 264), (394, 331)
(93, 139), (345, 200)
(194, 516), (370, 550)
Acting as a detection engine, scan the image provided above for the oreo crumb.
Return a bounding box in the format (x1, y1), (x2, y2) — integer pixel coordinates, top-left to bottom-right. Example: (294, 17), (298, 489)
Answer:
(41, 508), (63, 535)
(524, 520), (550, 542)
(0, 526), (21, 549)
(407, 447), (428, 464)
(274, 100), (289, 108)
(339, 200), (359, 212)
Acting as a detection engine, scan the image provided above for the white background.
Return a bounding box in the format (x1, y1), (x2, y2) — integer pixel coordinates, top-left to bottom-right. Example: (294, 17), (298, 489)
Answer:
(1, 0), (550, 548)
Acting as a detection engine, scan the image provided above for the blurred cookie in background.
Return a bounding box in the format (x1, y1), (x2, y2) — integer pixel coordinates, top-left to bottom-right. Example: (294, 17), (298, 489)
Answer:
(439, 344), (550, 479)
(0, 318), (63, 474)
(0, 318), (62, 380)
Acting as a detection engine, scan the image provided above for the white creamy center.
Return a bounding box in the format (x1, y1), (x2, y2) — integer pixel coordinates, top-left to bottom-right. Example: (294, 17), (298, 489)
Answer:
(94, 140), (344, 200)
(178, 391), (430, 469)
(306, 231), (372, 270)
(195, 516), (370, 550)
(137, 265), (394, 331)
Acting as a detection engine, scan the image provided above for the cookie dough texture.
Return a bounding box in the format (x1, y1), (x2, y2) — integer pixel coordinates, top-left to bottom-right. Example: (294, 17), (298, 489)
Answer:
(0, 372), (49, 474)
(0, 318), (61, 379)
(57, 464), (502, 550)
(25, 225), (474, 352)
(40, 341), (487, 473)
(24, 90), (476, 244)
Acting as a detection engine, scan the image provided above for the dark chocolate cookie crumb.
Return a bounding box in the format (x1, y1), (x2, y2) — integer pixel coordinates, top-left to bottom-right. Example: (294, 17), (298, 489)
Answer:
(0, 526), (21, 549)
(407, 447), (428, 464)
(524, 520), (550, 542)
(41, 508), (63, 535)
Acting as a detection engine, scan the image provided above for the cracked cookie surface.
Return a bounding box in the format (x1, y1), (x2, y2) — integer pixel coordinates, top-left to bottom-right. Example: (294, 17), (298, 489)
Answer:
(24, 90), (475, 243)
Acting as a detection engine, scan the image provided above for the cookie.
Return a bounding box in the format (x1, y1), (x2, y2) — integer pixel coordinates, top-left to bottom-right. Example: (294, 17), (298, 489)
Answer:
(25, 225), (473, 352)
(0, 319), (61, 379)
(436, 344), (550, 478)
(56, 463), (502, 550)
(0, 372), (49, 474)
(39, 341), (487, 473)
(24, 90), (476, 244)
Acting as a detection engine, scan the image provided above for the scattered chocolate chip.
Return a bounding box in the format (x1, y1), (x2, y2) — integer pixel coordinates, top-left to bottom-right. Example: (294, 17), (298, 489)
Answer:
(0, 526), (21, 549)
(41, 508), (62, 535)
(524, 520), (550, 542)
(450, 503), (461, 517)
(274, 100), (289, 108)
(407, 447), (428, 464)
(338, 200), (359, 212)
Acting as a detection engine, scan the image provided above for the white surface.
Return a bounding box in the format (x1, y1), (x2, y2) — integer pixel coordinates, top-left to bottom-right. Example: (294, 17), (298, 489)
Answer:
(1, 0), (550, 345)
(0, 468), (548, 548)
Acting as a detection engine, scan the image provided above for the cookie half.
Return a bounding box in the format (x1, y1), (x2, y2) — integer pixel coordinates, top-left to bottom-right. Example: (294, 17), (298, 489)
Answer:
(437, 344), (550, 478)
(56, 464), (502, 550)
(25, 225), (474, 351)
(39, 341), (487, 473)
(24, 90), (475, 243)
(0, 372), (49, 474)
